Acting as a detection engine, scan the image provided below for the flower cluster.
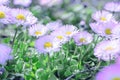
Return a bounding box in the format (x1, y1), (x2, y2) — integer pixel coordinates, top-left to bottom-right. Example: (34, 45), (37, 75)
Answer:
(91, 2), (120, 79)
(90, 2), (120, 61)
(28, 21), (93, 53)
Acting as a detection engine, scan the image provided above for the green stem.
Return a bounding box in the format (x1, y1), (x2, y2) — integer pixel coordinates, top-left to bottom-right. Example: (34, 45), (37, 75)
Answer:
(12, 28), (18, 48)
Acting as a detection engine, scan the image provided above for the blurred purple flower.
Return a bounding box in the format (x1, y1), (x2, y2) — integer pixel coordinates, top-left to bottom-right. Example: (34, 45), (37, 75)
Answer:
(104, 1), (120, 12)
(13, 0), (32, 7)
(0, 44), (12, 65)
(96, 64), (120, 80)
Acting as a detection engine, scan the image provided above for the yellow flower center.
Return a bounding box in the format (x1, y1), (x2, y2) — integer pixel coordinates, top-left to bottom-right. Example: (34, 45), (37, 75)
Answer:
(66, 31), (72, 35)
(44, 42), (53, 48)
(79, 38), (86, 42)
(100, 17), (107, 21)
(113, 77), (120, 80)
(35, 31), (42, 35)
(105, 46), (113, 51)
(105, 28), (112, 35)
(56, 36), (63, 40)
(16, 14), (25, 20)
(0, 11), (5, 19)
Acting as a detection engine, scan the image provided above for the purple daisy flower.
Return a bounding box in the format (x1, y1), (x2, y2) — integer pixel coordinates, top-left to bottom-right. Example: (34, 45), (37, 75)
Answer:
(46, 21), (62, 31)
(0, 5), (12, 24)
(11, 8), (37, 26)
(94, 40), (120, 61)
(56, 25), (78, 38)
(92, 10), (115, 23)
(96, 64), (120, 80)
(0, 44), (12, 65)
(73, 31), (93, 46)
(50, 30), (68, 44)
(90, 21), (120, 39)
(13, 0), (32, 7)
(29, 24), (48, 37)
(104, 2), (120, 12)
(35, 35), (61, 53)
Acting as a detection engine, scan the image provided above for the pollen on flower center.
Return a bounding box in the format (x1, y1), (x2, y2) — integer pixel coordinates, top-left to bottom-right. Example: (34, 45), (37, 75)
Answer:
(79, 38), (86, 42)
(112, 77), (120, 80)
(105, 28), (112, 35)
(105, 46), (114, 51)
(100, 17), (107, 21)
(16, 14), (25, 20)
(44, 42), (53, 48)
(66, 31), (72, 35)
(57, 36), (63, 40)
(35, 31), (42, 35)
(0, 11), (5, 19)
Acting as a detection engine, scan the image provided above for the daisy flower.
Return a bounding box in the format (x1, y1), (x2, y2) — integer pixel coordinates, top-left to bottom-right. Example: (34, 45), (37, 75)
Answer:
(35, 35), (61, 53)
(90, 21), (120, 38)
(46, 21), (62, 31)
(50, 30), (68, 44)
(104, 2), (120, 12)
(11, 9), (37, 26)
(73, 31), (93, 46)
(92, 10), (114, 23)
(13, 0), (32, 7)
(96, 64), (120, 80)
(29, 24), (48, 37)
(0, 0), (9, 5)
(0, 44), (12, 65)
(94, 40), (120, 61)
(0, 5), (12, 24)
(57, 25), (78, 38)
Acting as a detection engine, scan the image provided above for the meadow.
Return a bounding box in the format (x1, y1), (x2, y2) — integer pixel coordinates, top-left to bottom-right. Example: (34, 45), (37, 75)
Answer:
(0, 0), (120, 80)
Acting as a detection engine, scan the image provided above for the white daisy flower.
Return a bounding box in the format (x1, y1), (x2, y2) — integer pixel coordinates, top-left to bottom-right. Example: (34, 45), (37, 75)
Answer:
(11, 9), (37, 26)
(29, 24), (48, 37)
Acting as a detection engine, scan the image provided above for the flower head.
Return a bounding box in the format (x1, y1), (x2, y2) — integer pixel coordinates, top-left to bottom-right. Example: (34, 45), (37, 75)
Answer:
(94, 40), (120, 61)
(13, 0), (32, 7)
(29, 24), (48, 37)
(92, 10), (114, 23)
(0, 5), (12, 24)
(50, 30), (68, 44)
(35, 35), (61, 53)
(11, 9), (37, 26)
(56, 25), (78, 38)
(104, 2), (120, 12)
(0, 44), (12, 65)
(90, 21), (120, 38)
(73, 31), (93, 46)
(96, 64), (120, 80)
